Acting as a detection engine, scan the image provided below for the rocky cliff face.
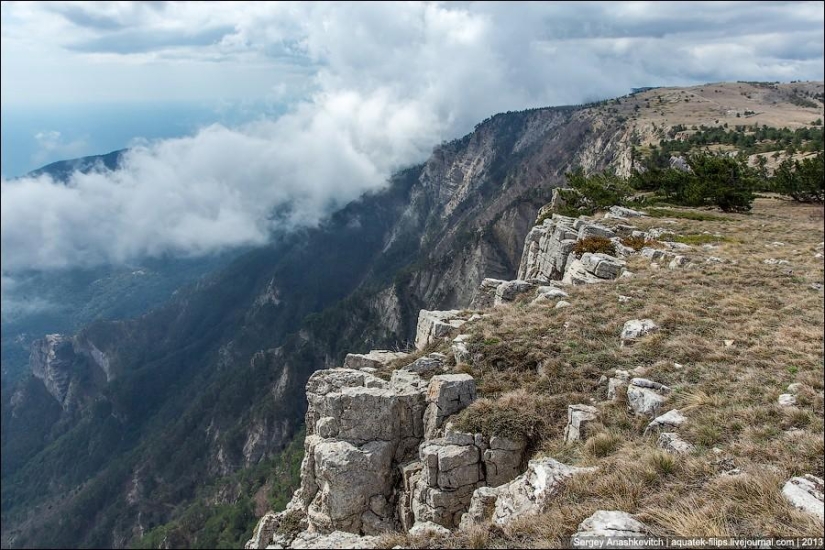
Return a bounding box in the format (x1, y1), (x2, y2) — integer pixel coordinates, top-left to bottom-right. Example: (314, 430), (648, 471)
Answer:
(2, 102), (641, 549)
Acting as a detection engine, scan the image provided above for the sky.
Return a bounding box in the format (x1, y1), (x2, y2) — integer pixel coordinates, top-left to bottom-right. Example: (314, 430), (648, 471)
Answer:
(1, 1), (824, 274)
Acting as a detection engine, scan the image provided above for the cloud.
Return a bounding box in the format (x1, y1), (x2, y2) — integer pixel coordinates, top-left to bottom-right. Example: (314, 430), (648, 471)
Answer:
(31, 130), (88, 166)
(1, 1), (823, 273)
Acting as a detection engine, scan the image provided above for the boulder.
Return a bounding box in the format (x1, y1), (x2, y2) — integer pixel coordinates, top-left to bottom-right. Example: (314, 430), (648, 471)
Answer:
(644, 409), (687, 435)
(782, 475), (824, 522)
(778, 394), (797, 407)
(494, 280), (536, 305)
(408, 521), (450, 537)
(415, 310), (468, 350)
(402, 354), (445, 375)
(620, 319), (659, 345)
(564, 404), (599, 442)
(484, 435), (527, 487)
(657, 432), (695, 454)
(572, 510), (648, 548)
(462, 458), (596, 527)
(343, 350), (410, 371)
(608, 206), (647, 218)
(577, 221), (616, 240)
(471, 278), (507, 309)
(626, 378), (669, 417)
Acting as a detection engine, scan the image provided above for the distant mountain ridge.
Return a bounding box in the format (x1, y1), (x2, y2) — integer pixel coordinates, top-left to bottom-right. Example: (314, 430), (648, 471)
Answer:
(24, 148), (127, 182)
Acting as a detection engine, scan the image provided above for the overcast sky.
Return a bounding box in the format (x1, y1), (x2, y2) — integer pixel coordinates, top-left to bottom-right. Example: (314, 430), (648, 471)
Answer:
(1, 1), (823, 273)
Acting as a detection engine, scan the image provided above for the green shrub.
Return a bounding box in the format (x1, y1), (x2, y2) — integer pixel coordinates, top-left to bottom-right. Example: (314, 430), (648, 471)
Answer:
(771, 152), (824, 203)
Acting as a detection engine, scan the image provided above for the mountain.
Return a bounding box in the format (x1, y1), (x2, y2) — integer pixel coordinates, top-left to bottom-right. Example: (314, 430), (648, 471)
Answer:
(1, 151), (245, 385)
(2, 81), (822, 549)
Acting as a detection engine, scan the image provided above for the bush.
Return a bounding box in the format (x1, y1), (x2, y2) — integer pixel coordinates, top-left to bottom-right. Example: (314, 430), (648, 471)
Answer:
(620, 235), (655, 251)
(558, 169), (633, 215)
(772, 152), (824, 203)
(573, 236), (616, 255)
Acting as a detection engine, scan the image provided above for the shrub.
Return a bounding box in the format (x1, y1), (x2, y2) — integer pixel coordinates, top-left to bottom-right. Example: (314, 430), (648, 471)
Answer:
(573, 236), (616, 255)
(620, 235), (651, 251)
(772, 152), (824, 203)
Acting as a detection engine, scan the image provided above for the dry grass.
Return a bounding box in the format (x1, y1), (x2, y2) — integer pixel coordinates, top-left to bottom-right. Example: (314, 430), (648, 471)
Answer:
(381, 198), (823, 548)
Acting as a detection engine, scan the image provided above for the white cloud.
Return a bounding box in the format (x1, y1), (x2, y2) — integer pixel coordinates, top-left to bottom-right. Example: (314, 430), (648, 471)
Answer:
(1, 1), (823, 272)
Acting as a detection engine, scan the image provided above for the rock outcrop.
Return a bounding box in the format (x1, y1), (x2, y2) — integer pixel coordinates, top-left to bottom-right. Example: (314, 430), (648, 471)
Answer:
(460, 458), (596, 528)
(415, 310), (470, 350)
(343, 350), (410, 371)
(564, 404), (599, 442)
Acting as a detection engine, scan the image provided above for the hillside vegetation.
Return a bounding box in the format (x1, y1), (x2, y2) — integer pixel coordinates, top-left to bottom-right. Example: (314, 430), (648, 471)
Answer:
(382, 197), (824, 547)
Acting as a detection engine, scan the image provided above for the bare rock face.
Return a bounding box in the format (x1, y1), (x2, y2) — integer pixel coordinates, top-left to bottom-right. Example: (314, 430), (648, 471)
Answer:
(415, 310), (469, 350)
(423, 374), (477, 439)
(571, 510), (649, 547)
(517, 215), (579, 281)
(565, 252), (627, 285)
(412, 435), (484, 528)
(29, 334), (76, 406)
(343, 350), (410, 371)
(300, 368), (428, 535)
(782, 475), (824, 522)
(484, 435), (527, 487)
(564, 404), (599, 442)
(461, 458), (596, 528)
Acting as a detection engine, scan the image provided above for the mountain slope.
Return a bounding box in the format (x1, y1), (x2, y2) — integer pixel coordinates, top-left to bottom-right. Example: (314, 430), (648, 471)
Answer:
(2, 81), (822, 549)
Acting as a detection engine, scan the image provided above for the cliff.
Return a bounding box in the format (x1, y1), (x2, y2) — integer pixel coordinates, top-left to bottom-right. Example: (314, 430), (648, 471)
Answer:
(247, 197), (824, 548)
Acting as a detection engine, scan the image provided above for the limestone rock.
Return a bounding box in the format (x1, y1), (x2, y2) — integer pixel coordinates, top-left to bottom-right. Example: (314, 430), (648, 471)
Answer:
(626, 378), (669, 417)
(579, 253), (626, 279)
(607, 370), (630, 401)
(416, 310), (468, 350)
(782, 475), (824, 522)
(562, 260), (602, 285)
(463, 458), (596, 527)
(577, 221), (616, 240)
(408, 521), (450, 537)
(289, 531), (379, 549)
(517, 215), (579, 281)
(402, 354), (445, 375)
(658, 432), (695, 454)
(29, 334), (76, 407)
(564, 404), (599, 442)
(423, 374), (476, 439)
(572, 510), (648, 547)
(451, 335), (472, 365)
(645, 409), (687, 435)
(620, 319), (659, 345)
(484, 435), (526, 487)
(778, 394), (797, 407)
(555, 300), (571, 309)
(494, 280), (536, 305)
(668, 255), (690, 269)
(471, 278), (507, 309)
(343, 350), (410, 371)
(608, 206), (647, 218)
